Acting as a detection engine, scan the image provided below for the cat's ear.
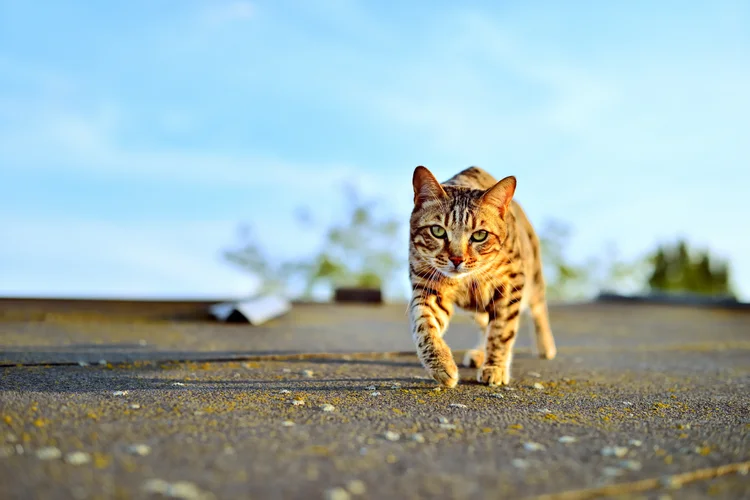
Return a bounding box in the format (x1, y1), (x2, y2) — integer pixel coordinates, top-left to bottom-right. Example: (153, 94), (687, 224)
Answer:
(481, 175), (516, 219)
(412, 166), (446, 206)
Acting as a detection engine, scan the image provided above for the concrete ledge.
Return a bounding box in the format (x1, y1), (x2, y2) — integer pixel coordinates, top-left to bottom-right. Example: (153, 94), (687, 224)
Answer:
(596, 292), (750, 311)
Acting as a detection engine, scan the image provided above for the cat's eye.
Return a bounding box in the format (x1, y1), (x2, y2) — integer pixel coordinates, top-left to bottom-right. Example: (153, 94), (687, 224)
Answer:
(471, 230), (488, 242)
(430, 225), (447, 238)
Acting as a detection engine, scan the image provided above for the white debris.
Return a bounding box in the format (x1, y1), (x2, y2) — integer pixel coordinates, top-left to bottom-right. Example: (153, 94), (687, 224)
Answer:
(142, 478), (214, 500)
(282, 421), (296, 427)
(324, 487), (351, 500)
(126, 444), (151, 456)
(279, 389), (291, 394)
(410, 433), (425, 443)
(390, 383), (402, 389)
(346, 479), (367, 495)
(558, 436), (577, 444)
(291, 400), (305, 406)
(511, 458), (530, 469)
(320, 404), (336, 412)
(14, 445), (24, 455)
(172, 382), (186, 387)
(537, 408), (552, 413)
(98, 359), (107, 365)
(35, 447), (62, 460)
(439, 423), (457, 430)
(383, 431), (400, 441)
(628, 439), (643, 447)
(77, 361), (89, 367)
(365, 386), (377, 391)
(370, 392), (381, 397)
(112, 390), (129, 396)
(449, 403), (467, 409)
(64, 451), (91, 465)
(282, 368), (292, 373)
(601, 446), (629, 458)
(129, 404), (141, 410)
(532, 383), (545, 390)
(622, 401), (634, 406)
(528, 372), (541, 378)
(438, 416), (449, 424)
(523, 442), (545, 452)
(301, 369), (314, 378)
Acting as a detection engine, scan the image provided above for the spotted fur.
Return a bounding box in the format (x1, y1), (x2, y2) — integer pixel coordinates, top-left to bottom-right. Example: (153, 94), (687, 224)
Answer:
(408, 166), (557, 387)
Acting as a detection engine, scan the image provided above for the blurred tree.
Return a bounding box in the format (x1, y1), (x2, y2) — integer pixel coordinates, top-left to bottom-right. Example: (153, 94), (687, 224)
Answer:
(646, 239), (734, 297)
(223, 184), (404, 301)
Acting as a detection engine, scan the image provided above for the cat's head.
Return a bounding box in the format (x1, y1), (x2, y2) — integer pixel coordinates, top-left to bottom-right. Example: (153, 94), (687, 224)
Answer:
(409, 166), (516, 279)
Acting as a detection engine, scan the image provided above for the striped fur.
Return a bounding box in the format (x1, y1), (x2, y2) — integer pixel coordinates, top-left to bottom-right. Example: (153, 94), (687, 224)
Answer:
(409, 166), (557, 387)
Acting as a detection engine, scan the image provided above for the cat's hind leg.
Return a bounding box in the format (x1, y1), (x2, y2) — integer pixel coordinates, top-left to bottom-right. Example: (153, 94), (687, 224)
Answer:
(463, 312), (488, 368)
(528, 268), (557, 360)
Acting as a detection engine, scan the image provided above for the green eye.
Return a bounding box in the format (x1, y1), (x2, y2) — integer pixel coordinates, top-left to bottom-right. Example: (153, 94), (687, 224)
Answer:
(471, 230), (488, 242)
(430, 225), (447, 238)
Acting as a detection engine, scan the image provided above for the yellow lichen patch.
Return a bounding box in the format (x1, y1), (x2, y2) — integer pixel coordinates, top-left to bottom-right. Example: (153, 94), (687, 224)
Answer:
(32, 418), (48, 428)
(93, 453), (111, 469)
(3, 415), (12, 425)
(696, 445), (712, 456)
(481, 427), (493, 433)
(509, 424), (523, 430)
(391, 408), (403, 415)
(664, 455), (673, 464)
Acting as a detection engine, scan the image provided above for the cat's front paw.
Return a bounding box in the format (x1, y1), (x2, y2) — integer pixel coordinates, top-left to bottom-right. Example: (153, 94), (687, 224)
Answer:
(462, 349), (485, 368)
(478, 365), (510, 386)
(539, 344), (557, 360)
(429, 361), (459, 388)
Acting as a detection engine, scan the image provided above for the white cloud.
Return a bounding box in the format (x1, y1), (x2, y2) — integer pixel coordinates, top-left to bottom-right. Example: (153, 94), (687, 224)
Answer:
(0, 214), (261, 299)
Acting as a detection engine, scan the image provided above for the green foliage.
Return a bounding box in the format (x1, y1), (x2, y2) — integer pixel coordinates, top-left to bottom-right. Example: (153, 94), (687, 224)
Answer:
(646, 239), (734, 297)
(223, 184), (403, 300)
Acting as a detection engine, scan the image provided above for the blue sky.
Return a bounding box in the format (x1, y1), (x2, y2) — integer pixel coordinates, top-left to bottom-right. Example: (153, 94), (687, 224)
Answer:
(1, 1), (749, 300)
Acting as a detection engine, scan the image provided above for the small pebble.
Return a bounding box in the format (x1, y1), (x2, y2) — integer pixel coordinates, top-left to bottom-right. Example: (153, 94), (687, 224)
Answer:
(98, 359), (107, 365)
(320, 404), (335, 412)
(390, 383), (401, 389)
(383, 431), (400, 441)
(324, 487), (351, 500)
(112, 390), (129, 396)
(601, 446), (629, 458)
(282, 421), (296, 427)
(64, 451), (91, 465)
(370, 392), (381, 397)
(511, 458), (529, 469)
(138, 339), (147, 346)
(438, 416), (449, 424)
(15, 445), (24, 455)
(523, 442), (545, 452)
(410, 433), (425, 443)
(126, 444), (151, 456)
(558, 436), (577, 444)
(365, 386), (377, 391)
(282, 368), (292, 373)
(171, 382), (186, 387)
(291, 400), (305, 406)
(279, 389), (291, 394)
(346, 479), (367, 495)
(433, 387), (442, 392)
(439, 423), (457, 430)
(77, 361), (89, 367)
(602, 467), (624, 477)
(628, 439), (643, 447)
(537, 408), (551, 413)
(659, 476), (682, 490)
(301, 369), (314, 378)
(129, 404), (141, 410)
(490, 394), (504, 399)
(528, 372), (541, 378)
(619, 460), (642, 471)
(449, 403), (467, 409)
(502, 386), (516, 391)
(622, 401), (633, 406)
(35, 447), (62, 460)
(5, 434), (18, 443)
(532, 382), (544, 390)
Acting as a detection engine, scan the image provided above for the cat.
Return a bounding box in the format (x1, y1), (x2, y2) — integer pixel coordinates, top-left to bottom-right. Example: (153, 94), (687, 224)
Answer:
(408, 166), (557, 387)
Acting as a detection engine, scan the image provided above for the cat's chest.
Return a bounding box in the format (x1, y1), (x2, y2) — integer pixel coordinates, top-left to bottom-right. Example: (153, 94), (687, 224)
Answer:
(452, 280), (493, 310)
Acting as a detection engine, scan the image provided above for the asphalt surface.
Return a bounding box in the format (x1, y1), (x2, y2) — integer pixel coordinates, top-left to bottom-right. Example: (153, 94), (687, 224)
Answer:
(1, 300), (749, 499)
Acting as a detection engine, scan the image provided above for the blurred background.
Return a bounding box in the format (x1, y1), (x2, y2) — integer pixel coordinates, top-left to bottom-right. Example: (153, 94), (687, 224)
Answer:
(1, 1), (748, 303)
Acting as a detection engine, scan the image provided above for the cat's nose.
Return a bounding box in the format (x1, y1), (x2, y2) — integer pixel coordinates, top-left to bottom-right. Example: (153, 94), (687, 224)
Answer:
(449, 256), (464, 268)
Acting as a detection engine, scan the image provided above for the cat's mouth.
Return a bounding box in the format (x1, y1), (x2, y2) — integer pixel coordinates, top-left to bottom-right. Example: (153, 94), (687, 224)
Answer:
(440, 267), (471, 279)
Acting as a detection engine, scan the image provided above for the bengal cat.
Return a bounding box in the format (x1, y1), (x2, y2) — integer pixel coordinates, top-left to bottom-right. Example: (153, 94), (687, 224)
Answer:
(408, 166), (557, 387)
